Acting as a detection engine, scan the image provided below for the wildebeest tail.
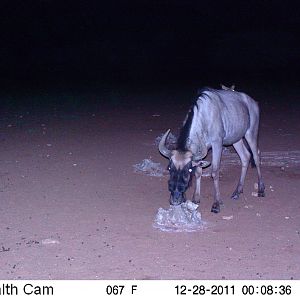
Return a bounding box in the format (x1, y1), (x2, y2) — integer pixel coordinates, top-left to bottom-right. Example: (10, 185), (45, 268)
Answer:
(244, 139), (256, 168)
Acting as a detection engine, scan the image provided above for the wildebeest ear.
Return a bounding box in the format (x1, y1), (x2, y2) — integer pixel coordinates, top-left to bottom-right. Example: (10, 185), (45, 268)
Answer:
(192, 160), (210, 168)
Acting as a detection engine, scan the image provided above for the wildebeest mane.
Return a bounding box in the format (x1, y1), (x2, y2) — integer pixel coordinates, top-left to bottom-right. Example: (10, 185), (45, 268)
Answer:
(177, 87), (212, 151)
(177, 107), (193, 151)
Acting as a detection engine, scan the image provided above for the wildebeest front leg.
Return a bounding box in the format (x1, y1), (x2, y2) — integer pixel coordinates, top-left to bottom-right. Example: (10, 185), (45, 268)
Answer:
(192, 166), (202, 204)
(211, 143), (223, 213)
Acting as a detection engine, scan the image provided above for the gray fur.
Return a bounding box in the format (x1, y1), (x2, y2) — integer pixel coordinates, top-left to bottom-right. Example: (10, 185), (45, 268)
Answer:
(159, 87), (265, 213)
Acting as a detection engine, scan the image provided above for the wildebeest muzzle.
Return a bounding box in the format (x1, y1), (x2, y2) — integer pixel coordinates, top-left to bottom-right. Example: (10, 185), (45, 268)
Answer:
(168, 172), (190, 206)
(170, 190), (186, 206)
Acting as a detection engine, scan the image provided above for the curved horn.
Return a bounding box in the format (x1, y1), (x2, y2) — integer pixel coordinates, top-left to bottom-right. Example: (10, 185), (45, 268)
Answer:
(192, 137), (208, 162)
(158, 129), (172, 158)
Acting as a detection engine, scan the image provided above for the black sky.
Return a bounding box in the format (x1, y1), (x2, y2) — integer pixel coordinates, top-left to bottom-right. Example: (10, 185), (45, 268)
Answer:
(0, 0), (299, 88)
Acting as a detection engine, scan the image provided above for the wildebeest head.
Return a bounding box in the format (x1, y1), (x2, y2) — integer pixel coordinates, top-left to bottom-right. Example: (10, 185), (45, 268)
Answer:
(159, 129), (210, 206)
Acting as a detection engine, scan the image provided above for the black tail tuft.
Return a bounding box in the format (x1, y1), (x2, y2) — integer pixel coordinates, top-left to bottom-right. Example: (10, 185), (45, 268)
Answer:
(250, 154), (256, 168)
(244, 139), (256, 168)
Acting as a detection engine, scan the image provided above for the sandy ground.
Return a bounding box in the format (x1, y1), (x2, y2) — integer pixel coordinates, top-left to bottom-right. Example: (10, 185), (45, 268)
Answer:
(0, 85), (299, 280)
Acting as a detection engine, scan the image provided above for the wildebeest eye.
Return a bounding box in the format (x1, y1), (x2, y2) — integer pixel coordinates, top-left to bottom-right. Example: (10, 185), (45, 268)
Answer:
(188, 168), (193, 173)
(167, 161), (174, 171)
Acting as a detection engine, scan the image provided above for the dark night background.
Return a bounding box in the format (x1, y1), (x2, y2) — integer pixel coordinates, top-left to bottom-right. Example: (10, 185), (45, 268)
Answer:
(0, 0), (299, 96)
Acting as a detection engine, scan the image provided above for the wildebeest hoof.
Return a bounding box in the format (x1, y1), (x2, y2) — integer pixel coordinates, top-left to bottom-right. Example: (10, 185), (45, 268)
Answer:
(231, 191), (241, 200)
(231, 193), (239, 200)
(211, 202), (220, 213)
(258, 191), (265, 197)
(192, 198), (200, 204)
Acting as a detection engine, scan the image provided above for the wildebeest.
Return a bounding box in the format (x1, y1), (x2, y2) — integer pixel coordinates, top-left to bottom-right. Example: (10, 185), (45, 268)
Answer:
(158, 87), (265, 213)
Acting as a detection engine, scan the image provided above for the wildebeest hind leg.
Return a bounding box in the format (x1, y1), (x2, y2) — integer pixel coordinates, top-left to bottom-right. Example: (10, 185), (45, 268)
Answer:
(245, 131), (265, 197)
(231, 139), (251, 200)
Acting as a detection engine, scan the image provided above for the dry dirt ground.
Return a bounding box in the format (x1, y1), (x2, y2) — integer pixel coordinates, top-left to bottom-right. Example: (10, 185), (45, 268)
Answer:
(0, 85), (299, 279)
